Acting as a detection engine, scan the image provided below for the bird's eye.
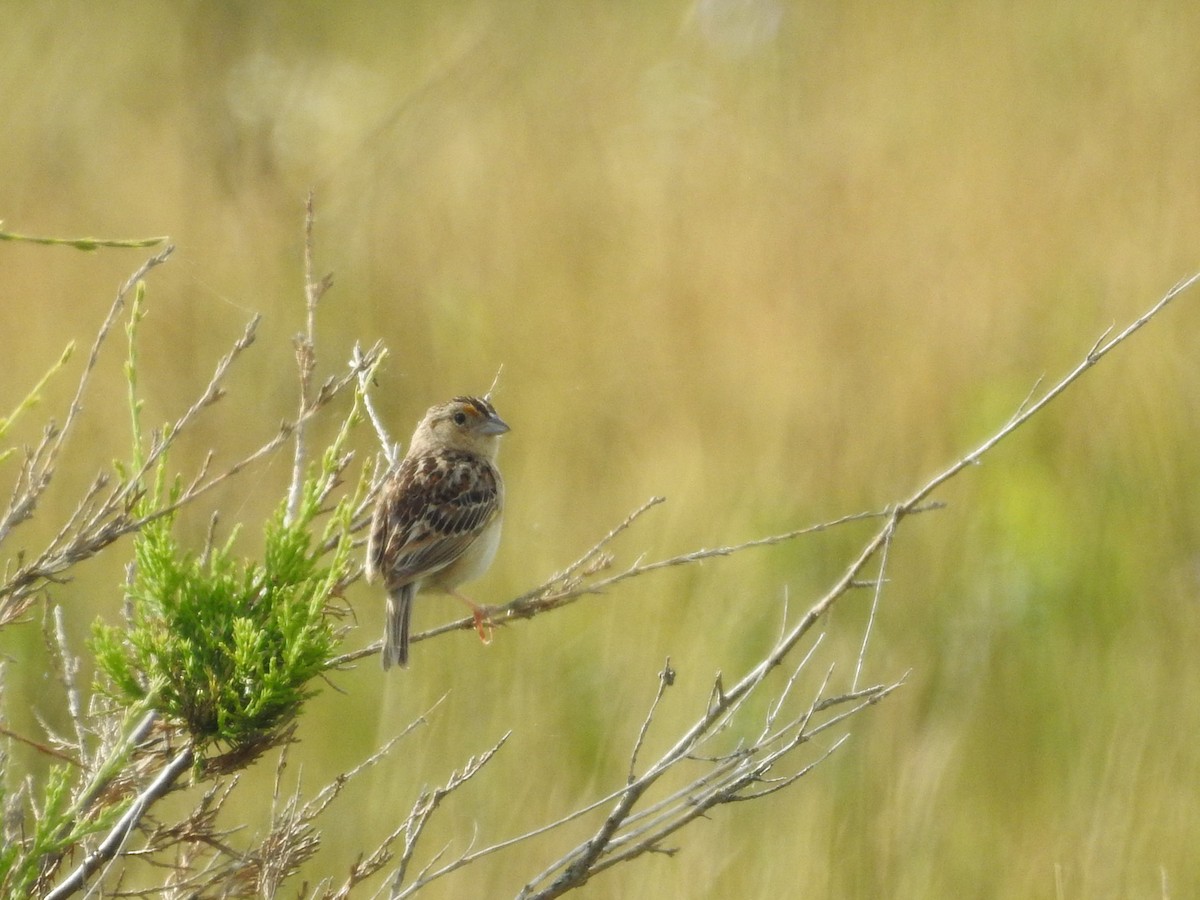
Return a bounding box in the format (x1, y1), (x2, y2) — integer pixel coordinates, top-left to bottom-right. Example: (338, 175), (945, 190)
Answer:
(452, 411), (468, 426)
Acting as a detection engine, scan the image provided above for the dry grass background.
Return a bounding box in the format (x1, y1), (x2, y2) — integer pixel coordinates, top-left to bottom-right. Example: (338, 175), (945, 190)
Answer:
(3, 2), (1200, 897)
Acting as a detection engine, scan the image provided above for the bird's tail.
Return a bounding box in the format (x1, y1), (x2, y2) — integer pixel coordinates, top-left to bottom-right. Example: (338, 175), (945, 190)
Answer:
(383, 583), (414, 670)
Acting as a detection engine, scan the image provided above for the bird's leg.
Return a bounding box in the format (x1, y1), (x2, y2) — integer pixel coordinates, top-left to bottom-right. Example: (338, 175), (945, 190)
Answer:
(452, 590), (494, 644)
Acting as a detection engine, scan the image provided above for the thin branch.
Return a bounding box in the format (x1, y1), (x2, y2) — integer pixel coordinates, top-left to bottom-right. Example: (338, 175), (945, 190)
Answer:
(327, 501), (916, 668)
(353, 341), (397, 467)
(0, 724), (81, 766)
(0, 228), (167, 250)
(904, 269), (1200, 512)
(852, 516), (894, 691)
(115, 313), (262, 514)
(628, 659), (675, 784)
(501, 504), (935, 621)
(761, 634), (826, 741)
(51, 605), (89, 767)
(1007, 374), (1045, 426)
(510, 272), (1200, 898)
(44, 743), (196, 900)
(0, 314), (258, 619)
(388, 732), (511, 898)
(0, 246), (173, 548)
(504, 495), (667, 612)
(319, 697), (449, 899)
(287, 190), (334, 525)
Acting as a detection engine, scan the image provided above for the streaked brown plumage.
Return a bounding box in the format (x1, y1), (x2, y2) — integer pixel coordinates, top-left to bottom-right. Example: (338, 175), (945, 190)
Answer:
(366, 396), (508, 669)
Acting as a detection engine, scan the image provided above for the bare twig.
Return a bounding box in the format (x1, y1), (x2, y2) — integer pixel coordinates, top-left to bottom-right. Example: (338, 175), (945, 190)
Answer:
(906, 269), (1200, 509)
(761, 633), (826, 739)
(353, 341), (397, 467)
(388, 732), (511, 898)
(504, 273), (1200, 897)
(0, 723), (80, 766)
(0, 246), (173, 548)
(287, 190), (335, 525)
(44, 742), (196, 900)
(317, 696), (449, 899)
(522, 675), (904, 899)
(628, 659), (675, 784)
(503, 503), (941, 622)
(513, 496), (666, 604)
(326, 501), (912, 668)
(0, 227), (168, 250)
(51, 605), (89, 767)
(852, 516), (894, 691)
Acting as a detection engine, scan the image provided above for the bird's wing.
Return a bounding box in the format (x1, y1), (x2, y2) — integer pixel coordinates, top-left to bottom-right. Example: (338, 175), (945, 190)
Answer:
(368, 450), (501, 589)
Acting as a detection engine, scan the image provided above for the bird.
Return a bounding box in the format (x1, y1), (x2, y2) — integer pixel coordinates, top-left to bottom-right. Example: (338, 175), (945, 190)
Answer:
(366, 395), (509, 669)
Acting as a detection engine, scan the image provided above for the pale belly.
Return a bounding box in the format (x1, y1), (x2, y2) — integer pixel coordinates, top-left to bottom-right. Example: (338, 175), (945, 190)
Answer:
(428, 517), (502, 592)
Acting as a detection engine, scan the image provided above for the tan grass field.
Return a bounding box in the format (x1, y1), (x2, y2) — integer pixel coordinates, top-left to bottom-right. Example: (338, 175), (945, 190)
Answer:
(3, 3), (1200, 897)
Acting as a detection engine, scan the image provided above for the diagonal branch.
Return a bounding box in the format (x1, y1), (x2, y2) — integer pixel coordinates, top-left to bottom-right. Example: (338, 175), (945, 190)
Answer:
(44, 741), (196, 900)
(508, 272), (1200, 898)
(329, 502), (930, 668)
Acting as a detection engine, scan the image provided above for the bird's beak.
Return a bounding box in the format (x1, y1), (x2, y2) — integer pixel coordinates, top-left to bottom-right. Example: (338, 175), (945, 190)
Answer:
(480, 414), (510, 436)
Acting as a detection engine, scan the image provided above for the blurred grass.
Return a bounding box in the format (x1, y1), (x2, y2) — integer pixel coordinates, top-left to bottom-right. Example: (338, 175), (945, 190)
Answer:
(3, 0), (1200, 896)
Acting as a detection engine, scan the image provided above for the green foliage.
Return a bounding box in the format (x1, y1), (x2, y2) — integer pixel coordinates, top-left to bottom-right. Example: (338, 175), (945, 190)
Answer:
(0, 224), (167, 250)
(92, 468), (356, 758)
(0, 341), (74, 467)
(90, 269), (371, 758)
(0, 763), (123, 896)
(0, 221), (384, 897)
(123, 282), (148, 472)
(0, 766), (72, 896)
